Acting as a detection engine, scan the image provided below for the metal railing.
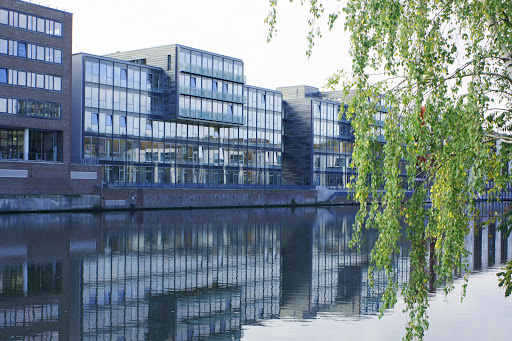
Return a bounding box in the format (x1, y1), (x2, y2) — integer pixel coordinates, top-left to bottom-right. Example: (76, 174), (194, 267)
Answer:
(0, 151), (60, 162)
(29, 152), (58, 162)
(103, 182), (314, 190)
(179, 86), (245, 104)
(179, 108), (245, 125)
(0, 151), (23, 161)
(72, 157), (100, 165)
(180, 63), (245, 83)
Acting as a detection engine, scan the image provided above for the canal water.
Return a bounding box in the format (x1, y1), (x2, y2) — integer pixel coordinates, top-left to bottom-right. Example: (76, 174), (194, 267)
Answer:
(0, 204), (511, 340)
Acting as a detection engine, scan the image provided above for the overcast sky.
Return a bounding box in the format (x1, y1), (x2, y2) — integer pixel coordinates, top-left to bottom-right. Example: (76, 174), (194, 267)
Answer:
(33, 0), (352, 90)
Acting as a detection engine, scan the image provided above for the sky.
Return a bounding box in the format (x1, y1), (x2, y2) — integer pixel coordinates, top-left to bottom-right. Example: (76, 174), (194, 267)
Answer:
(31, 0), (352, 90)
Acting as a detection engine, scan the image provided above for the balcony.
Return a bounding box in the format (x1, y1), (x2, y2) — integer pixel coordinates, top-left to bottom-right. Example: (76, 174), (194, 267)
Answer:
(28, 152), (59, 162)
(179, 86), (245, 104)
(179, 108), (245, 125)
(180, 63), (245, 83)
(72, 157), (100, 165)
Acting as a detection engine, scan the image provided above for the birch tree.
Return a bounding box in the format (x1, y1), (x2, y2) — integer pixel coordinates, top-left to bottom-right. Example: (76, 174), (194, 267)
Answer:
(267, 1), (512, 340)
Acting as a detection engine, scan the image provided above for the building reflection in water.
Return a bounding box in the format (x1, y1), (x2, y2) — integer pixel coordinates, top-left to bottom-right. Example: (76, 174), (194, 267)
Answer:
(0, 202), (510, 340)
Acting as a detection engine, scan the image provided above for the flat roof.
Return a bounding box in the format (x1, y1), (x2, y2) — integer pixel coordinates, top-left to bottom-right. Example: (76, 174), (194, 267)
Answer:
(104, 43), (244, 63)
(8, 0), (72, 15)
(244, 84), (282, 94)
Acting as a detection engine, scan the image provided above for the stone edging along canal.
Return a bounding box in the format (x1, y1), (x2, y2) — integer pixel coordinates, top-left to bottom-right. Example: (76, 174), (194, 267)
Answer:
(0, 188), (358, 214)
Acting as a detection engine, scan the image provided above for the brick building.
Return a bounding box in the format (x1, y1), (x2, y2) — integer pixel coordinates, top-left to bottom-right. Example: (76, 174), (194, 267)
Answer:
(0, 0), (99, 195)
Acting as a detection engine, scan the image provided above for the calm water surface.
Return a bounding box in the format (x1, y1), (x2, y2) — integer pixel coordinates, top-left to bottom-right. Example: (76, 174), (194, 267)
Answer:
(0, 204), (511, 340)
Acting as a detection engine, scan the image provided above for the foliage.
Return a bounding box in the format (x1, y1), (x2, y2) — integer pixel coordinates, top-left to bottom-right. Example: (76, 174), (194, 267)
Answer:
(498, 213), (512, 296)
(267, 1), (512, 340)
(497, 260), (512, 297)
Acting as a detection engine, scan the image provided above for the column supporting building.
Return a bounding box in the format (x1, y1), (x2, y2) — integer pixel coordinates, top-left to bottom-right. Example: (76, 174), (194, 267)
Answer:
(23, 128), (29, 161)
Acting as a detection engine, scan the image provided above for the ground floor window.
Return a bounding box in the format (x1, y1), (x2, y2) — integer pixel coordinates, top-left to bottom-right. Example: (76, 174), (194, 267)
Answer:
(0, 128), (23, 160)
(100, 163), (282, 187)
(0, 128), (59, 162)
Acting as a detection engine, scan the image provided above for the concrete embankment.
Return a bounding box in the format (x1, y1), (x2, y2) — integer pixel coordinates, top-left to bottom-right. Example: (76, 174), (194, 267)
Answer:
(0, 195), (100, 212)
(0, 188), (325, 213)
(0, 186), (358, 213)
(100, 188), (318, 210)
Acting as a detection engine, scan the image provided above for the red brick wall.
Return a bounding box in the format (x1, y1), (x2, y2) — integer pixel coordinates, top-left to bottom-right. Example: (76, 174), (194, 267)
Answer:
(0, 162), (101, 195)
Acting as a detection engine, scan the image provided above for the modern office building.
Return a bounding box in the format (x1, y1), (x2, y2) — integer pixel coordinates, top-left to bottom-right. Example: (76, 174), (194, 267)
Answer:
(278, 85), (357, 188)
(71, 53), (167, 184)
(1, 2), (358, 194)
(72, 45), (283, 187)
(0, 0), (100, 195)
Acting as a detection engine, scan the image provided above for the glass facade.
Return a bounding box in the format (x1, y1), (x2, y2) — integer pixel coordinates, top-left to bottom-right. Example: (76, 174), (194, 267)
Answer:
(178, 47), (245, 125)
(80, 55), (283, 187)
(312, 100), (355, 188)
(241, 86), (283, 186)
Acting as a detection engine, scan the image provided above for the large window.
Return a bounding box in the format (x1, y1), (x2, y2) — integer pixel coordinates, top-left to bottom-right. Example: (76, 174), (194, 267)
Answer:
(224, 59), (234, 74)
(0, 68), (6, 83)
(213, 56), (222, 71)
(0, 39), (6, 54)
(191, 51), (201, 66)
(85, 85), (99, 107)
(85, 60), (99, 83)
(0, 10), (8, 25)
(0, 128), (24, 160)
(203, 54), (213, 69)
(259, 94), (266, 109)
(234, 61), (243, 76)
(180, 48), (190, 65)
(17, 42), (26, 57)
(0, 98), (60, 118)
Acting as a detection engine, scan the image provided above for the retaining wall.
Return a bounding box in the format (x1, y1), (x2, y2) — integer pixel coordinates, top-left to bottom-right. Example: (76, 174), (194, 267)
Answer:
(0, 188), (319, 212)
(0, 163), (101, 196)
(0, 195), (100, 212)
(100, 188), (318, 209)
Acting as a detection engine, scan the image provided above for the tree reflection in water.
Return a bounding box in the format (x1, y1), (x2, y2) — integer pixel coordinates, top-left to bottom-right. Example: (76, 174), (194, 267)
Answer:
(0, 203), (509, 340)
